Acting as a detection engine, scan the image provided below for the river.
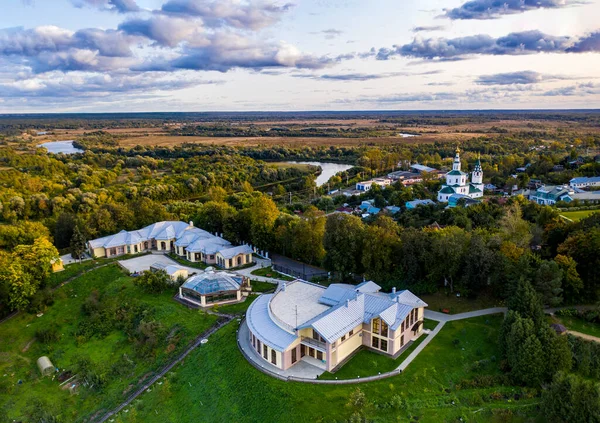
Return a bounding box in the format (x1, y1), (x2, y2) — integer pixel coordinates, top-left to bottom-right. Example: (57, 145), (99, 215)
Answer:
(286, 161), (354, 187)
(38, 141), (84, 154)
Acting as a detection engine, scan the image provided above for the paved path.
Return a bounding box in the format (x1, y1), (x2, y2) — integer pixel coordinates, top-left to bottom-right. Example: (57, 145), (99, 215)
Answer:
(567, 330), (600, 343)
(397, 321), (446, 371)
(236, 258), (285, 284)
(425, 307), (507, 322)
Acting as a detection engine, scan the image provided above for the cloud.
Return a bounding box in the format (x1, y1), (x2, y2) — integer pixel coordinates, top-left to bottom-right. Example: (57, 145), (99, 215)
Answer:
(118, 16), (207, 47)
(370, 30), (600, 61)
(567, 31), (600, 52)
(313, 28), (343, 39)
(412, 25), (446, 32)
(0, 71), (221, 98)
(476, 71), (545, 85)
(444, 0), (580, 20)
(71, 0), (140, 13)
(161, 0), (294, 30)
(293, 70), (442, 82)
(541, 82), (599, 96)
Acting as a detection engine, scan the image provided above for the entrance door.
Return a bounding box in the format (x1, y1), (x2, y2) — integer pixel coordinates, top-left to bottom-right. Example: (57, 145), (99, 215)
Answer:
(300, 345), (306, 357)
(309, 347), (315, 358)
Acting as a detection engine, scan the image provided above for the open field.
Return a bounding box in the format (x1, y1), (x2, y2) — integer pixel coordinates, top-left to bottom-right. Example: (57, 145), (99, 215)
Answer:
(560, 209), (600, 222)
(0, 265), (217, 422)
(115, 313), (539, 423)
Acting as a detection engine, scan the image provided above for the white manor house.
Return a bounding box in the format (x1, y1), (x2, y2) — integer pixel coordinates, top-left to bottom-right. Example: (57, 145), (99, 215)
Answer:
(87, 221), (253, 270)
(438, 148), (484, 203)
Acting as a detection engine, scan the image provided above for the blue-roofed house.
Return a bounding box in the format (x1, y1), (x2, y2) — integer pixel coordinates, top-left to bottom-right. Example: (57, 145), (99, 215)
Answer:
(570, 176), (600, 189)
(447, 194), (481, 208)
(244, 279), (427, 373)
(405, 199), (435, 210)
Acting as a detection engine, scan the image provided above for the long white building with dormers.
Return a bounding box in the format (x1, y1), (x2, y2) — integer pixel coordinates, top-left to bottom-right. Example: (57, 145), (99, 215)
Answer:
(437, 148), (484, 203)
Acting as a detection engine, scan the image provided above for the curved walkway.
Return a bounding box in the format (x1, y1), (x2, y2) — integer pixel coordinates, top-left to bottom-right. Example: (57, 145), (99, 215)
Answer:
(567, 330), (600, 343)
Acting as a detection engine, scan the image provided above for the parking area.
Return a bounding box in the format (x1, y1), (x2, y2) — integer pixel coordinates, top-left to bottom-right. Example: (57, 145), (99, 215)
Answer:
(118, 254), (200, 276)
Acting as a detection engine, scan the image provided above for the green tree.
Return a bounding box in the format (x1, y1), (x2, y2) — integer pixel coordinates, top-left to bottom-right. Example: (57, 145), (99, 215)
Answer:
(508, 278), (545, 326)
(53, 212), (76, 249)
(542, 372), (600, 423)
(133, 270), (171, 294)
(554, 254), (583, 301)
(194, 201), (237, 235)
(247, 195), (280, 250)
(534, 260), (563, 307)
(70, 225), (87, 260)
(361, 216), (401, 287)
(323, 213), (365, 276)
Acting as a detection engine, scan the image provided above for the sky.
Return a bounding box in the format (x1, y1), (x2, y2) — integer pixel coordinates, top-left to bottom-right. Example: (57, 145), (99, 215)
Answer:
(1, 0), (599, 112)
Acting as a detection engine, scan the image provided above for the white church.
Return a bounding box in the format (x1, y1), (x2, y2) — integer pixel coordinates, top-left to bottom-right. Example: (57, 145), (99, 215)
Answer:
(437, 148), (484, 203)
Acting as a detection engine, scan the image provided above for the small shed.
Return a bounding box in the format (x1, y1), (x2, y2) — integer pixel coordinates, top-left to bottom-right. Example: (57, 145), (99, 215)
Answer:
(150, 262), (189, 282)
(551, 323), (568, 335)
(37, 356), (55, 376)
(51, 258), (64, 273)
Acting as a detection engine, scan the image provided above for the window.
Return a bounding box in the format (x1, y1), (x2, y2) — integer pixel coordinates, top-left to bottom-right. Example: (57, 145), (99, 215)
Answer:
(263, 345), (268, 360)
(401, 321), (404, 332)
(252, 334), (256, 348)
(257, 340), (261, 353)
(271, 350), (277, 365)
(341, 335), (346, 342)
(292, 348), (297, 364)
(372, 318), (380, 334)
(400, 335), (404, 347)
(380, 339), (388, 353)
(134, 245), (138, 253)
(316, 351), (323, 361)
(381, 320), (389, 338)
(349, 330), (354, 336)
(127, 246), (131, 254)
(372, 337), (379, 349)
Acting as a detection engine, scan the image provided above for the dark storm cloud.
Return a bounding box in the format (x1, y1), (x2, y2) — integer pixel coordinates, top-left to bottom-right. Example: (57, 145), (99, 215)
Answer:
(444, 0), (580, 20)
(161, 0), (294, 30)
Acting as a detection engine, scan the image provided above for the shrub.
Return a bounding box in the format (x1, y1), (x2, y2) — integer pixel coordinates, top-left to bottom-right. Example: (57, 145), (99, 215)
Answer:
(35, 326), (60, 343)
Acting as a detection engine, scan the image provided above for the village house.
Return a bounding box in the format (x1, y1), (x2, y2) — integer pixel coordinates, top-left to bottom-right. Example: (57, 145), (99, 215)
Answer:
(356, 178), (392, 192)
(87, 221), (253, 269)
(570, 176), (600, 189)
(245, 280), (427, 372)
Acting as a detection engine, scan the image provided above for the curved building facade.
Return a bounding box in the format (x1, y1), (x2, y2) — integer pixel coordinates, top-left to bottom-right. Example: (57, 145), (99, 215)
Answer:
(245, 280), (427, 372)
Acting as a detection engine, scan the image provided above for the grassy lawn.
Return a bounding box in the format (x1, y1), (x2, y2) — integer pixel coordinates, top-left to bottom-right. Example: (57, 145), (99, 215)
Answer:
(319, 333), (429, 380)
(0, 265), (217, 422)
(423, 318), (439, 331)
(554, 315), (600, 338)
(560, 209), (600, 222)
(250, 266), (294, 281)
(167, 253), (208, 270)
(420, 291), (503, 314)
(213, 295), (257, 315)
(116, 313), (540, 423)
(251, 280), (277, 293)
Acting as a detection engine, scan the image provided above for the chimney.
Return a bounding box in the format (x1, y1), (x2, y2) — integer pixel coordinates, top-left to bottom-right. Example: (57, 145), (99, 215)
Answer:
(189, 221), (193, 227)
(346, 299), (350, 308)
(392, 287), (396, 294)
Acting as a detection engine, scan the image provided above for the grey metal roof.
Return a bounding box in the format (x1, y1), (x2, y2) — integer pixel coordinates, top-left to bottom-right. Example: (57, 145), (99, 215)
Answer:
(294, 281), (426, 343)
(181, 271), (242, 295)
(218, 244), (253, 259)
(318, 284), (358, 306)
(247, 294), (298, 352)
(356, 281), (381, 293)
(186, 237), (231, 254)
